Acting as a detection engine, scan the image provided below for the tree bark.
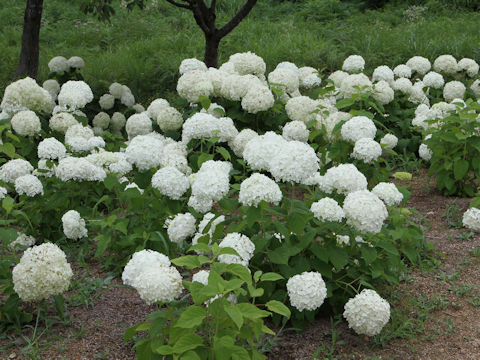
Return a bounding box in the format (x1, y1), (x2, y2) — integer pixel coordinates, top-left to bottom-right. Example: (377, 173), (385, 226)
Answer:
(16, 0), (44, 79)
(204, 34), (220, 68)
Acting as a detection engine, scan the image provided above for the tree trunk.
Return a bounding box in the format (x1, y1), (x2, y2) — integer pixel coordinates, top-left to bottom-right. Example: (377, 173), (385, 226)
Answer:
(16, 0), (44, 79)
(204, 34), (220, 68)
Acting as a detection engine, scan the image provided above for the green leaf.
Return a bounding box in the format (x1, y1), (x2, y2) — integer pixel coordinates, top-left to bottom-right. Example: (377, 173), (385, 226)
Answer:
(453, 159), (469, 180)
(182, 351), (202, 360)
(266, 300), (291, 318)
(236, 303), (271, 319)
(2, 196), (15, 215)
(0, 142), (17, 158)
(327, 246), (349, 270)
(94, 234), (111, 257)
(172, 255), (211, 269)
(175, 306), (207, 329)
(155, 345), (174, 355)
(172, 333), (204, 354)
(216, 146), (231, 161)
(287, 212), (310, 234)
(224, 303), (244, 329)
(361, 247), (377, 265)
(197, 153), (214, 168)
(246, 206), (261, 227)
(199, 95), (211, 110)
(335, 97), (355, 109)
(260, 273), (284, 282)
(103, 173), (119, 190)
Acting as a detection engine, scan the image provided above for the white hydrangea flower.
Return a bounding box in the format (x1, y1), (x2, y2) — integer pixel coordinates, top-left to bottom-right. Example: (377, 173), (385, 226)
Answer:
(37, 138), (67, 160)
(228, 128), (258, 157)
(276, 61), (299, 75)
(121, 88), (135, 107)
(443, 81), (466, 102)
(182, 113), (238, 144)
(433, 55), (458, 75)
(282, 121), (310, 142)
(58, 81), (93, 110)
(471, 80), (480, 97)
(218, 233), (255, 267)
(423, 71), (444, 89)
(134, 266), (183, 305)
(310, 197), (344, 222)
(12, 243), (73, 301)
(177, 70), (213, 103)
(165, 213), (196, 244)
(372, 80), (394, 105)
(241, 85), (275, 114)
(343, 190), (388, 234)
(318, 163), (367, 195)
(11, 110), (41, 136)
(1, 77), (55, 115)
(191, 160), (231, 202)
(125, 134), (164, 171)
(239, 173), (282, 207)
(393, 78), (413, 94)
(269, 141), (319, 184)
(67, 56), (85, 69)
(340, 73), (372, 98)
(9, 233), (36, 250)
(458, 58), (479, 77)
(316, 111), (351, 140)
(408, 82), (429, 105)
(328, 70), (349, 87)
(418, 143), (432, 161)
(462, 208), (480, 232)
(14, 174), (43, 197)
(287, 271), (327, 311)
(43, 79), (60, 100)
(86, 151), (132, 175)
(122, 249), (171, 287)
(49, 112), (79, 133)
(342, 55), (365, 73)
(188, 195), (213, 213)
(99, 93), (115, 110)
(125, 113), (152, 139)
(152, 166), (189, 200)
(285, 96), (318, 124)
(109, 82), (125, 99)
(380, 134), (398, 150)
(393, 64), (412, 78)
(343, 289), (390, 336)
(372, 182), (403, 206)
(179, 58), (207, 75)
(341, 116), (377, 142)
(48, 56), (69, 73)
(93, 112), (110, 129)
(299, 66), (321, 88)
(0, 186), (7, 200)
(351, 138), (382, 163)
(156, 105), (183, 132)
(372, 66), (394, 85)
(197, 212), (225, 237)
(0, 159), (33, 183)
(229, 52), (266, 76)
(406, 56), (431, 75)
(110, 112), (126, 132)
(192, 270), (210, 285)
(243, 132), (286, 171)
(55, 157), (107, 182)
(62, 210), (88, 240)
(268, 67), (299, 94)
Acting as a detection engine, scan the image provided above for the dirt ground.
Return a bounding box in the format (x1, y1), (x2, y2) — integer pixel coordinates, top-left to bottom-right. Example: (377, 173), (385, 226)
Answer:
(2, 169), (480, 360)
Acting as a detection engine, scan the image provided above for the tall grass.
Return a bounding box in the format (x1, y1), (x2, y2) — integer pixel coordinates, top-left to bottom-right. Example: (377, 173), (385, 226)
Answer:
(1, 0), (480, 103)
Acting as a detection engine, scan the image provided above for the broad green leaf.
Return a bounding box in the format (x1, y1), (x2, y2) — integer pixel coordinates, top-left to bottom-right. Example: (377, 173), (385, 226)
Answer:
(0, 143), (17, 158)
(216, 146), (231, 161)
(286, 212), (310, 234)
(2, 196), (15, 215)
(327, 246), (349, 270)
(266, 300), (291, 318)
(453, 159), (469, 180)
(236, 303), (271, 319)
(175, 306), (207, 329)
(172, 255), (211, 269)
(172, 333), (204, 354)
(199, 96), (211, 110)
(260, 273), (284, 282)
(335, 97), (355, 109)
(361, 247), (377, 265)
(224, 303), (243, 329)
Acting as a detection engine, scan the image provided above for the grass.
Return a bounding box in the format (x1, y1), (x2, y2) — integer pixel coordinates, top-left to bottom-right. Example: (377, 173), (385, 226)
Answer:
(2, 0), (480, 103)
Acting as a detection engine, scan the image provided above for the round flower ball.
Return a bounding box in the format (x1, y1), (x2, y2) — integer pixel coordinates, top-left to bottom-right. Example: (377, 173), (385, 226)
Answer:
(122, 249), (171, 287)
(134, 265), (183, 305)
(151, 166), (190, 200)
(287, 271), (327, 311)
(341, 116), (377, 142)
(48, 56), (69, 73)
(125, 113), (152, 139)
(11, 110), (41, 137)
(343, 190), (388, 234)
(380, 134), (398, 150)
(372, 182), (403, 206)
(351, 138), (382, 163)
(218, 233), (255, 267)
(342, 55), (365, 73)
(443, 81), (466, 102)
(343, 289), (390, 336)
(165, 213), (196, 243)
(282, 121), (310, 142)
(62, 210), (88, 240)
(37, 137), (67, 160)
(310, 197), (345, 222)
(12, 243), (73, 301)
(239, 173), (282, 207)
(463, 208), (480, 232)
(15, 174), (44, 197)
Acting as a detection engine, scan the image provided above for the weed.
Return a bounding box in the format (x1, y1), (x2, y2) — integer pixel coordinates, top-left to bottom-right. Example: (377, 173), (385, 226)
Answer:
(469, 246), (480, 257)
(312, 316), (347, 360)
(442, 200), (464, 229)
(67, 274), (113, 308)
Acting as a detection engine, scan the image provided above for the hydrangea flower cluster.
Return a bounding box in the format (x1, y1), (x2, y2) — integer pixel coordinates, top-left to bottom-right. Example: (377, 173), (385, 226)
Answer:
(62, 210), (88, 240)
(287, 271), (327, 311)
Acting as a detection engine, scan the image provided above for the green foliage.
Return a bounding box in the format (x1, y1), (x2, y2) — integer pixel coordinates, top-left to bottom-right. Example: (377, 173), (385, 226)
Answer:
(426, 100), (480, 196)
(125, 246), (289, 360)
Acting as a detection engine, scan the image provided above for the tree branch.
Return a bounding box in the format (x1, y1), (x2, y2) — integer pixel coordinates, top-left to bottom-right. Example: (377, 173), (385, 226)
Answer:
(165, 0), (192, 10)
(190, 0), (213, 35)
(217, 0), (257, 39)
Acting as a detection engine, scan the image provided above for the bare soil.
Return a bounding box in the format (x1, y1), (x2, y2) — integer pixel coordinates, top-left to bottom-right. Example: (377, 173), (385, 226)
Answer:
(3, 169), (480, 360)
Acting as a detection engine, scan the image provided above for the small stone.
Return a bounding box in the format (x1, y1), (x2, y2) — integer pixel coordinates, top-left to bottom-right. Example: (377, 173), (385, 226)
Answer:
(9, 353), (17, 359)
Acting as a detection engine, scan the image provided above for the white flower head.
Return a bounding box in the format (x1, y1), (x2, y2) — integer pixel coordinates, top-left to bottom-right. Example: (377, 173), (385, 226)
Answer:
(239, 173), (282, 207)
(351, 138), (382, 163)
(62, 210), (88, 240)
(310, 198), (345, 222)
(343, 190), (388, 234)
(463, 208), (480, 232)
(15, 174), (43, 196)
(152, 166), (190, 200)
(166, 213), (196, 243)
(287, 271), (327, 311)
(122, 249), (171, 287)
(372, 182), (403, 206)
(218, 233), (255, 267)
(342, 55), (365, 73)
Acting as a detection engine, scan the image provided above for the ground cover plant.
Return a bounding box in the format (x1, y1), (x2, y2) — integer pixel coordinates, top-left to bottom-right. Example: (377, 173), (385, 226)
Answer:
(3, 1), (480, 359)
